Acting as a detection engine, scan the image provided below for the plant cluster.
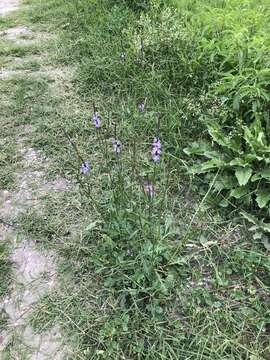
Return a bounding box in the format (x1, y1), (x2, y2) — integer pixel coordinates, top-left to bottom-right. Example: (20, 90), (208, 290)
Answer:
(181, 0), (270, 240)
(61, 0), (270, 357)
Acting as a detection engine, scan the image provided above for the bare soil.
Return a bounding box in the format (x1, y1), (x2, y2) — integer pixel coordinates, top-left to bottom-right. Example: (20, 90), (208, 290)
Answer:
(0, 0), (19, 16)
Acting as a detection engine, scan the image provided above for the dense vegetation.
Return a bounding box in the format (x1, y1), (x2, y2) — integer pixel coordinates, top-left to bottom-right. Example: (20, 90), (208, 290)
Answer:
(25, 0), (270, 358)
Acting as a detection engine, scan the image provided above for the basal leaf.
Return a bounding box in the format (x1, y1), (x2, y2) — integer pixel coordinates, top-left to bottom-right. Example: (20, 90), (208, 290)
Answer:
(262, 237), (270, 251)
(251, 168), (270, 182)
(261, 222), (270, 233)
(207, 123), (227, 147)
(235, 167), (252, 186)
(201, 159), (225, 171)
(213, 174), (236, 191)
(184, 142), (221, 159)
(241, 211), (259, 226)
(207, 122), (241, 152)
(230, 158), (248, 167)
(255, 189), (270, 208)
(230, 187), (248, 199)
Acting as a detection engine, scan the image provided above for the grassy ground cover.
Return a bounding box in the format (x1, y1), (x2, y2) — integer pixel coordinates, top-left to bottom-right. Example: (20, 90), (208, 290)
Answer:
(0, 243), (11, 333)
(6, 0), (269, 358)
(0, 243), (11, 300)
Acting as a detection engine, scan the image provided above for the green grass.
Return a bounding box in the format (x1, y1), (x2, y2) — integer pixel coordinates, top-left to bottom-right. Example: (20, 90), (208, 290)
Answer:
(0, 243), (11, 299)
(26, 190), (270, 359)
(0, 40), (42, 57)
(20, 0), (270, 358)
(0, 242), (11, 335)
(0, 0), (269, 359)
(0, 74), (50, 188)
(0, 133), (22, 189)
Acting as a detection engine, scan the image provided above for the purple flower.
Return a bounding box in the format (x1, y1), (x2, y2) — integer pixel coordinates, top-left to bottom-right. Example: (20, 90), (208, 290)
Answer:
(92, 111), (101, 128)
(152, 137), (161, 150)
(151, 137), (161, 162)
(113, 139), (121, 155)
(138, 100), (145, 112)
(143, 180), (154, 198)
(127, 249), (134, 257)
(80, 161), (89, 175)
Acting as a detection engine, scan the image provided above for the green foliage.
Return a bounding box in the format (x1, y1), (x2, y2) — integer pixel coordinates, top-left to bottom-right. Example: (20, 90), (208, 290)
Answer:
(0, 243), (11, 299)
(185, 117), (270, 207)
(181, 0), (270, 236)
(114, 0), (151, 11)
(22, 0), (270, 358)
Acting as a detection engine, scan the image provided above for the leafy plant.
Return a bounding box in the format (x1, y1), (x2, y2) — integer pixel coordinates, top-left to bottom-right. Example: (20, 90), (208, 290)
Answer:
(181, 0), (270, 238)
(185, 113), (270, 240)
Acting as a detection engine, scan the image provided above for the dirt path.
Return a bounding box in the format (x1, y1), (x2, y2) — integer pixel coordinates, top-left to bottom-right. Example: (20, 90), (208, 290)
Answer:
(0, 0), (19, 15)
(0, 1), (71, 358)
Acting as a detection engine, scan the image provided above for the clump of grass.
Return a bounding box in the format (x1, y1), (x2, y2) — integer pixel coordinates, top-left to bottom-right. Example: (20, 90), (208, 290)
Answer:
(0, 141), (21, 189)
(0, 243), (11, 299)
(0, 41), (42, 57)
(17, 190), (83, 247)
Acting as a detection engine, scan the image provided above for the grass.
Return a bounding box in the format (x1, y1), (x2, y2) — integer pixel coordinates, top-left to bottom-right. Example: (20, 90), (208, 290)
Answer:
(0, 243), (11, 300)
(0, 0), (269, 359)
(0, 40), (42, 57)
(0, 241), (11, 335)
(21, 0), (270, 358)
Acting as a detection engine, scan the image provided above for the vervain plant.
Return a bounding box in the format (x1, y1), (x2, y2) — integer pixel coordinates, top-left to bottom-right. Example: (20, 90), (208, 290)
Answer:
(66, 101), (182, 315)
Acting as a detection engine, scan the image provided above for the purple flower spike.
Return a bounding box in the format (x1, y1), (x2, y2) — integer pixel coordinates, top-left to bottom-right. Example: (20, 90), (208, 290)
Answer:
(80, 161), (89, 175)
(143, 180), (154, 198)
(152, 137), (161, 150)
(113, 139), (121, 155)
(151, 137), (161, 162)
(138, 100), (145, 112)
(92, 111), (101, 128)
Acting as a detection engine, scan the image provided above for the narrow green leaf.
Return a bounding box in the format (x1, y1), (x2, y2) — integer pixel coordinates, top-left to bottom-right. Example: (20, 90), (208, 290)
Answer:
(230, 158), (247, 167)
(241, 211), (259, 225)
(85, 221), (99, 231)
(201, 159), (225, 171)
